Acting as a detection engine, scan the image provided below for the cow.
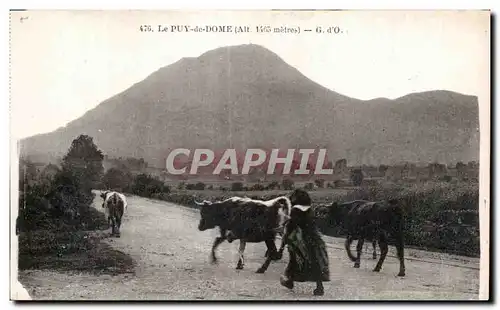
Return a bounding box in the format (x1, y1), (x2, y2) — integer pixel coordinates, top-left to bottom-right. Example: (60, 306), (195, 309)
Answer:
(100, 191), (127, 237)
(101, 190), (128, 225)
(195, 195), (292, 273)
(329, 199), (406, 277)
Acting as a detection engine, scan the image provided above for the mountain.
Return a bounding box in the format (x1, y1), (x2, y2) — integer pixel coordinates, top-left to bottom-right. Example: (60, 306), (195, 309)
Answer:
(19, 44), (480, 168)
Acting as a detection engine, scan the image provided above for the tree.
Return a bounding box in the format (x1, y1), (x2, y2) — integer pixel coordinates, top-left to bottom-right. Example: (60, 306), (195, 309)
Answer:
(350, 169), (364, 186)
(19, 158), (38, 190)
(61, 135), (104, 193)
(378, 164), (388, 175)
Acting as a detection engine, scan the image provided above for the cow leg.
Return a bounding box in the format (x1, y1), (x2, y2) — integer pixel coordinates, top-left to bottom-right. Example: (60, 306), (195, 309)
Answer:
(267, 239), (280, 260)
(256, 239), (278, 273)
(373, 234), (388, 273)
(372, 239), (377, 259)
(236, 241), (246, 270)
(115, 215), (122, 238)
(395, 233), (406, 277)
(354, 238), (364, 268)
(110, 216), (116, 236)
(211, 229), (227, 264)
(265, 236), (282, 259)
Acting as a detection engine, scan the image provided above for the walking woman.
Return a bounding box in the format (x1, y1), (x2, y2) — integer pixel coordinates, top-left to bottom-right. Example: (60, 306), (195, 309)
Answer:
(278, 189), (330, 296)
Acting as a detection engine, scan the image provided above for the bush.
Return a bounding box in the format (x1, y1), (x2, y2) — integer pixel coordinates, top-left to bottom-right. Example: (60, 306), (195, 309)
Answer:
(251, 183), (266, 191)
(231, 182), (244, 191)
(131, 174), (169, 198)
(314, 179), (325, 189)
(304, 183), (314, 190)
(441, 175), (453, 182)
(266, 181), (280, 190)
(177, 182), (186, 190)
(282, 179), (295, 190)
(350, 169), (364, 186)
(194, 182), (206, 190)
(102, 167), (133, 192)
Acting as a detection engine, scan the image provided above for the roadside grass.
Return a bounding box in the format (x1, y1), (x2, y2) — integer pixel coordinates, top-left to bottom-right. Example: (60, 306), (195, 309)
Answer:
(17, 208), (136, 276)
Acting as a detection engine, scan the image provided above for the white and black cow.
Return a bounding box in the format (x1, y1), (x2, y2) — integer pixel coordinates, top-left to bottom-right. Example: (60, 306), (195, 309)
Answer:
(195, 196), (292, 273)
(100, 190), (128, 236)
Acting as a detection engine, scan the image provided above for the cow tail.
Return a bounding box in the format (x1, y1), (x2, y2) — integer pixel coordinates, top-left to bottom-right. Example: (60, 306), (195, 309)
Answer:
(345, 237), (357, 262)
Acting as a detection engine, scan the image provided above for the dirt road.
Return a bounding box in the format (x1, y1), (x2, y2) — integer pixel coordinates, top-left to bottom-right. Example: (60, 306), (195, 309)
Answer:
(18, 194), (480, 300)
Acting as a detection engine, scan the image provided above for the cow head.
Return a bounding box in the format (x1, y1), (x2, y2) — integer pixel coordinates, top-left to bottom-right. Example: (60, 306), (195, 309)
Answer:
(194, 199), (219, 231)
(100, 191), (109, 200)
(101, 191), (111, 208)
(288, 189), (312, 207)
(328, 202), (345, 225)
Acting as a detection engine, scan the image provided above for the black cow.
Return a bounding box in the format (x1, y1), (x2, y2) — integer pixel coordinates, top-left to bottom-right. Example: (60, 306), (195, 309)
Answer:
(195, 196), (292, 272)
(329, 199), (406, 276)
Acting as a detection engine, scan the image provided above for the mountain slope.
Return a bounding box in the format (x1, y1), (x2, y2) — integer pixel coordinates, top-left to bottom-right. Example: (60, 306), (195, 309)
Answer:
(19, 44), (480, 167)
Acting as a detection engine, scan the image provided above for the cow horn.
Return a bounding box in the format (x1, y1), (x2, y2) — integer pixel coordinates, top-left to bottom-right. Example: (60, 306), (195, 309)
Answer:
(194, 198), (210, 206)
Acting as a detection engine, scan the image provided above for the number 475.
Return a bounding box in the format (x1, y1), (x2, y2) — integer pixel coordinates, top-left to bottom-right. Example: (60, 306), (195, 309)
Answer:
(140, 25), (153, 32)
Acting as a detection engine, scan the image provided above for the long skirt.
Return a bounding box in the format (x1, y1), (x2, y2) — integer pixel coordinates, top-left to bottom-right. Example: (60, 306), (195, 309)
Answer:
(285, 227), (330, 282)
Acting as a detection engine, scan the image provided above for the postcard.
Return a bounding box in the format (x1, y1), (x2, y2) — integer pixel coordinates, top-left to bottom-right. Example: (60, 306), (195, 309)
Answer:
(10, 10), (490, 301)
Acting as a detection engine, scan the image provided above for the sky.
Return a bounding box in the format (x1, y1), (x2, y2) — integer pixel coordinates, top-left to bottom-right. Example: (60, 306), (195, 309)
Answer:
(10, 10), (490, 139)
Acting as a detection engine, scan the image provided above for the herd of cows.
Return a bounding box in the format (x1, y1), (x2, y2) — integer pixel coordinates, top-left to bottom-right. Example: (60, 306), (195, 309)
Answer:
(100, 188), (406, 296)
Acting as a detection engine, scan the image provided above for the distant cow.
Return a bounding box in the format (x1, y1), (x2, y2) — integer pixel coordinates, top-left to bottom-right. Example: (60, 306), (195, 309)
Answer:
(195, 196), (292, 273)
(329, 199), (406, 276)
(101, 190), (128, 224)
(101, 191), (127, 237)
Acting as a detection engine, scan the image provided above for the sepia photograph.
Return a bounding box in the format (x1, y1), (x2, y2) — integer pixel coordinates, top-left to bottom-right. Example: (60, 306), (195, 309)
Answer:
(9, 10), (490, 301)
